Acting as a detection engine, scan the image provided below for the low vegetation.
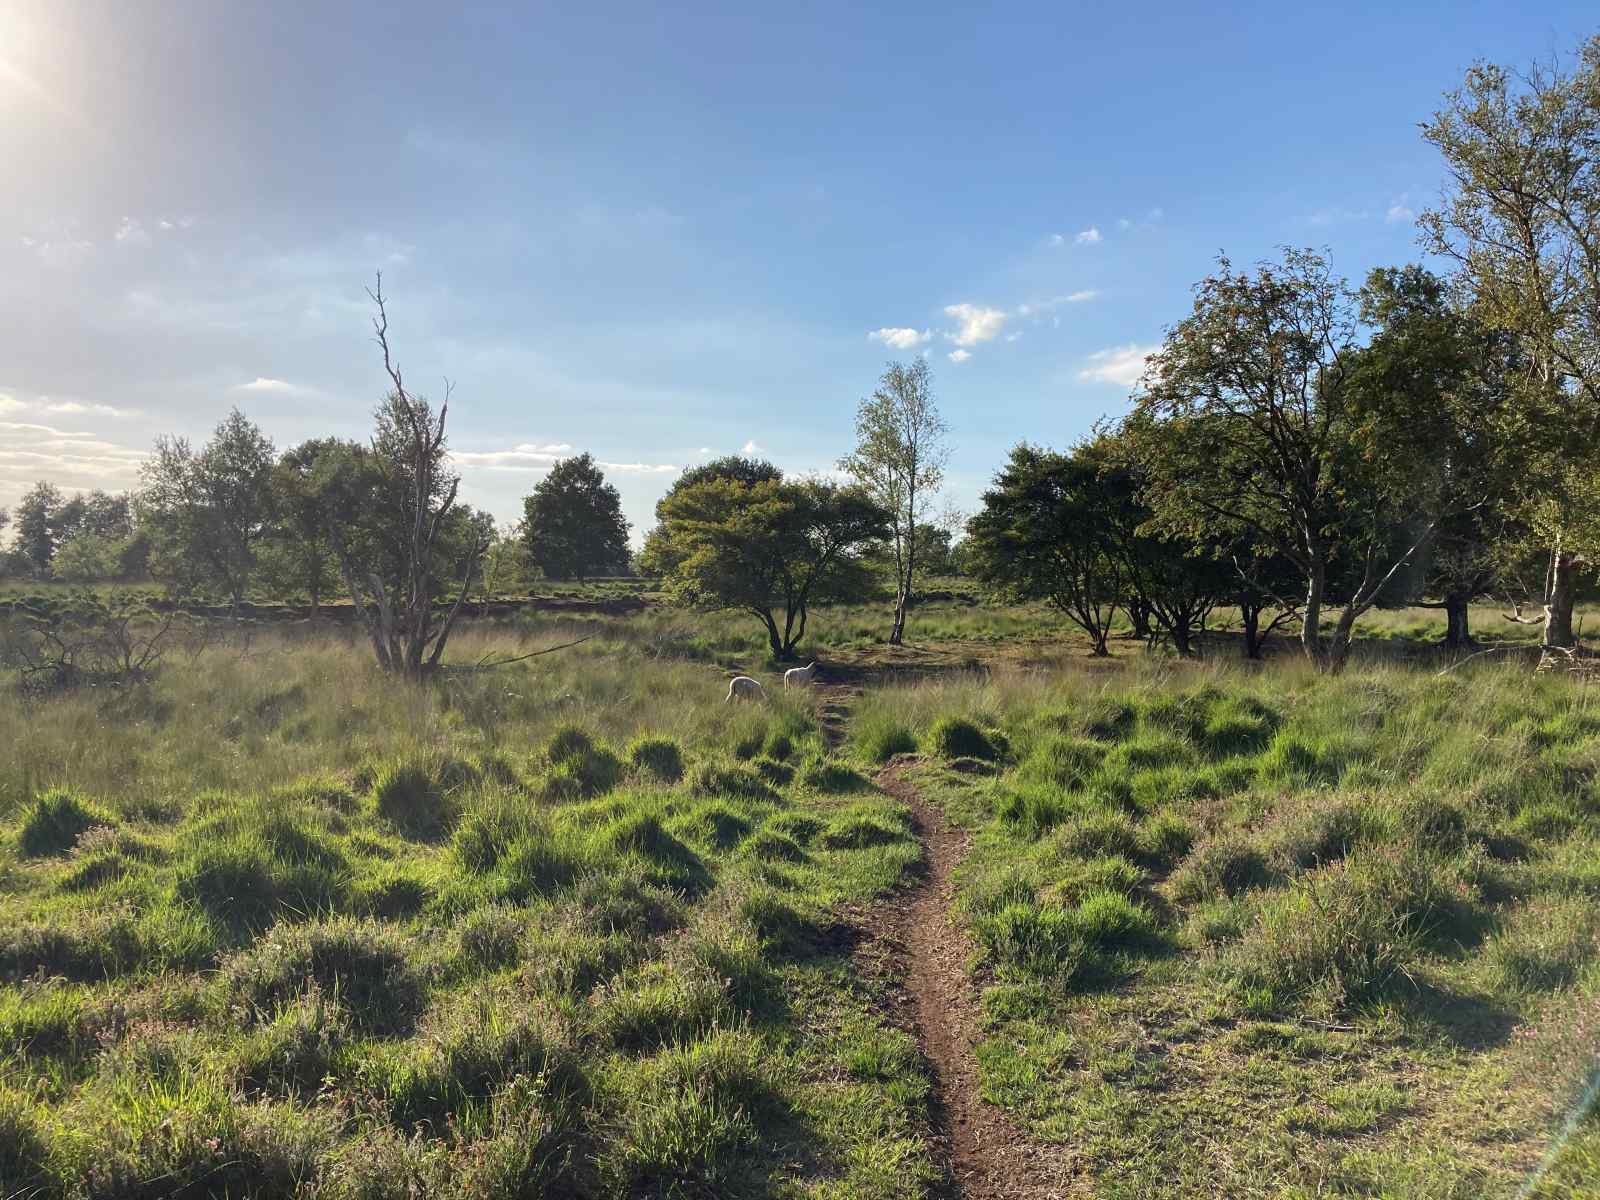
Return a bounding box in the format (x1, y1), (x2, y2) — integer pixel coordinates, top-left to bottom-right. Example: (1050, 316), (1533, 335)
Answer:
(859, 659), (1600, 1195)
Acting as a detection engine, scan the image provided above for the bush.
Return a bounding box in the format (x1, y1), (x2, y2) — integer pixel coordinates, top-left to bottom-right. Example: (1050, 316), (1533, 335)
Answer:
(628, 736), (686, 784)
(929, 716), (1004, 762)
(17, 788), (112, 858)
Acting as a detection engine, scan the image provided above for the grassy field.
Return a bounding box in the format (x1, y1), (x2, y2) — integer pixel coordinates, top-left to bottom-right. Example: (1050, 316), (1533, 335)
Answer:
(849, 658), (1600, 1197)
(1, 606), (1597, 1197)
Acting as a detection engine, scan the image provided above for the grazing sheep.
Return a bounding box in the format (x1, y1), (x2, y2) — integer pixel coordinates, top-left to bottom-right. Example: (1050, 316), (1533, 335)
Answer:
(784, 661), (819, 690)
(725, 675), (768, 703)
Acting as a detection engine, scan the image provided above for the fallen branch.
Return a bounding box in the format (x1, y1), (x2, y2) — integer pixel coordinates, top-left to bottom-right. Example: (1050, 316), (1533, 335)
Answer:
(463, 634), (595, 671)
(1434, 643), (1537, 676)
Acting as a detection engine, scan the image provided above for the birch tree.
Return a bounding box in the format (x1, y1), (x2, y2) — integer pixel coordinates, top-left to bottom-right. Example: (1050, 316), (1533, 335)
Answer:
(841, 359), (949, 645)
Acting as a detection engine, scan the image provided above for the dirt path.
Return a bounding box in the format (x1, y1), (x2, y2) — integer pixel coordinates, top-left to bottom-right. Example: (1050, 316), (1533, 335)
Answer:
(870, 762), (1075, 1199)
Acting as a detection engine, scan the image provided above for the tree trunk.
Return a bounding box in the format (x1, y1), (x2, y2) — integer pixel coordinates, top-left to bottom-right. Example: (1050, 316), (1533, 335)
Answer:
(1302, 557), (1326, 666)
(1544, 547), (1578, 649)
(1241, 604), (1264, 659)
(1442, 594), (1471, 647)
(888, 588), (907, 646)
(1169, 615), (1195, 657)
(1090, 629), (1110, 657)
(1126, 597), (1153, 640)
(1326, 605), (1360, 675)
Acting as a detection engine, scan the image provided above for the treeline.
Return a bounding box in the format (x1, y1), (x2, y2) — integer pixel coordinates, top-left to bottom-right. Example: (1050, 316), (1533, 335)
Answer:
(6, 38), (1599, 680)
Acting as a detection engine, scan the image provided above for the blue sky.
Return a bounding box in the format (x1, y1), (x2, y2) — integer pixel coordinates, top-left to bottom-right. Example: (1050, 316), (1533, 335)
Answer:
(1, 1), (1594, 541)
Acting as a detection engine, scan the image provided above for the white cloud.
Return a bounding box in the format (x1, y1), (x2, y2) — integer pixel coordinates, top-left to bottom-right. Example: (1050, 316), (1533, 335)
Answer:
(947, 349), (972, 364)
(114, 217), (151, 247)
(40, 400), (141, 418)
(1005, 332), (1023, 343)
(1016, 291), (1098, 317)
(0, 393), (23, 414)
(1385, 194), (1415, 224)
(868, 327), (932, 350)
(943, 303), (1007, 347)
(1078, 343), (1158, 387)
(1047, 233), (1066, 247)
(1075, 227), (1102, 245)
(698, 446), (712, 454)
(234, 377), (308, 395)
(742, 440), (764, 455)
(1309, 205), (1372, 227)
(450, 442), (575, 469)
(0, 421), (147, 510)
(598, 462), (681, 474)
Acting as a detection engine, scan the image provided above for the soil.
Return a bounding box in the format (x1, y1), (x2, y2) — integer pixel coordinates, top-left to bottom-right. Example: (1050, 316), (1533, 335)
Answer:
(866, 761), (1077, 1199)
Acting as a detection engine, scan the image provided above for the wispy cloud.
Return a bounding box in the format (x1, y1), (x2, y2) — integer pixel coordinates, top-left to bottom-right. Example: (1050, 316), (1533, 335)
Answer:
(598, 461), (680, 474)
(0, 421), (148, 510)
(868, 327), (932, 350)
(1308, 205), (1372, 227)
(0, 391), (140, 420)
(947, 349), (972, 364)
(742, 439), (764, 455)
(1078, 343), (1158, 387)
(450, 442), (576, 469)
(1075, 227), (1102, 245)
(943, 303), (1008, 347)
(1016, 291), (1097, 317)
(114, 217), (151, 247)
(1385, 193), (1415, 224)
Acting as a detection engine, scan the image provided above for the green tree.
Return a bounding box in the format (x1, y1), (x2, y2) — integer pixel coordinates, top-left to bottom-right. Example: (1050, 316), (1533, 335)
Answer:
(841, 358), (950, 645)
(966, 443), (1127, 656)
(651, 466), (889, 659)
(1421, 38), (1600, 651)
(139, 409), (277, 607)
(52, 531), (124, 582)
(1131, 251), (1515, 671)
(521, 453), (631, 580)
(14, 482), (63, 578)
(639, 455), (782, 579)
(270, 439), (346, 611)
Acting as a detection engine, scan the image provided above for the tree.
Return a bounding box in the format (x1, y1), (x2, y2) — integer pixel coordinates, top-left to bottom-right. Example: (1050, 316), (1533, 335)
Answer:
(481, 526), (534, 597)
(521, 453), (631, 580)
(966, 443), (1127, 656)
(52, 531), (124, 582)
(639, 455), (783, 578)
(1131, 251), (1512, 672)
(270, 439), (346, 612)
(139, 409), (277, 607)
(314, 276), (488, 678)
(14, 482), (64, 578)
(650, 466), (889, 659)
(1421, 38), (1600, 651)
(841, 359), (950, 645)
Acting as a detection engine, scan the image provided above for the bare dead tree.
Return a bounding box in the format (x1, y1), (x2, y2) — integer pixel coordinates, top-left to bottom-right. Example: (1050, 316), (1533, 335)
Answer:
(330, 274), (487, 680)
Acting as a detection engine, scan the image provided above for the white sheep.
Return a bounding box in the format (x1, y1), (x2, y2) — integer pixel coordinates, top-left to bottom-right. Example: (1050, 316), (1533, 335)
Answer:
(725, 675), (768, 703)
(783, 661), (819, 690)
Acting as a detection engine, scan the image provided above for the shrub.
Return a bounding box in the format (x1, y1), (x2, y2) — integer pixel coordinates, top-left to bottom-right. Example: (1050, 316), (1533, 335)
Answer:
(929, 716), (1003, 762)
(17, 788), (112, 858)
(628, 736), (686, 784)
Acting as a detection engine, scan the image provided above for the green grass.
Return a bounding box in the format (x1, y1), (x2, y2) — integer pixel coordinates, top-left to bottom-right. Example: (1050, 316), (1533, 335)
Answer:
(0, 632), (927, 1199)
(863, 657), (1600, 1197)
